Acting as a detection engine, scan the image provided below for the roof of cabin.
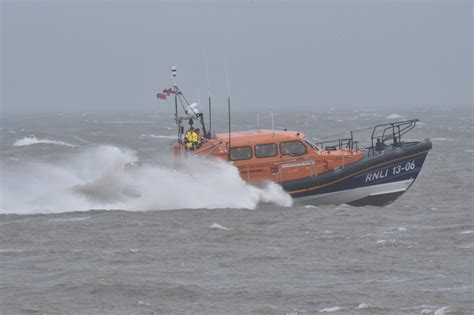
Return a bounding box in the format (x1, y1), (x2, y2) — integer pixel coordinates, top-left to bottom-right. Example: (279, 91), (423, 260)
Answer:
(215, 129), (305, 145)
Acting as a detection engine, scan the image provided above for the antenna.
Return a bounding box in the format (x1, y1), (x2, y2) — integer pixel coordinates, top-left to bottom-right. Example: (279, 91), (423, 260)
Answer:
(172, 66), (180, 142)
(172, 66), (178, 118)
(172, 65), (177, 86)
(226, 63), (231, 159)
(271, 111), (275, 137)
(225, 64), (231, 97)
(204, 51), (212, 134)
(257, 114), (260, 132)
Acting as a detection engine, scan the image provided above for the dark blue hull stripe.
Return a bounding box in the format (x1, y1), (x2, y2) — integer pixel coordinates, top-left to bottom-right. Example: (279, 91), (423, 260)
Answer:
(283, 142), (431, 200)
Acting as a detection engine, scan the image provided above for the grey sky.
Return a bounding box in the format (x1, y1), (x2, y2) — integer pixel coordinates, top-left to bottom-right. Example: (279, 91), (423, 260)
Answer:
(1, 0), (472, 114)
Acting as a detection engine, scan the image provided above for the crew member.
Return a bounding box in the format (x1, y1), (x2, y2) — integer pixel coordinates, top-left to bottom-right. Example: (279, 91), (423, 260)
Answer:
(185, 127), (200, 151)
(375, 138), (383, 151)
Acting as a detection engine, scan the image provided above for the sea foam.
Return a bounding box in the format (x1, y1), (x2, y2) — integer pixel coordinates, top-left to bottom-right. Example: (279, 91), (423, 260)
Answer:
(386, 113), (404, 119)
(210, 223), (231, 231)
(0, 145), (292, 214)
(319, 306), (343, 312)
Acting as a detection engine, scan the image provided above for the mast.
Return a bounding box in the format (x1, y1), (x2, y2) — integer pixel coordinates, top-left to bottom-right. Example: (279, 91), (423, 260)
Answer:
(226, 64), (231, 160)
(172, 66), (180, 143)
(158, 65), (212, 144)
(228, 96), (231, 159)
(204, 52), (212, 136)
(209, 96), (212, 136)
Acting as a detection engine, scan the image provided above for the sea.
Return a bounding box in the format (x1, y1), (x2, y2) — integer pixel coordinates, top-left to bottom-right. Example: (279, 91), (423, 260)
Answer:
(0, 107), (473, 314)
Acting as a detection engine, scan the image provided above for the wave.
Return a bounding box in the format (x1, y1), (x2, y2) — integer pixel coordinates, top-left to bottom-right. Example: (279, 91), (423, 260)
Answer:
(0, 145), (292, 214)
(431, 138), (456, 142)
(13, 136), (75, 147)
(319, 306), (343, 312)
(209, 223), (231, 230)
(139, 134), (176, 140)
(358, 113), (382, 117)
(103, 120), (155, 124)
(386, 113), (404, 119)
(356, 303), (382, 310)
(48, 216), (91, 222)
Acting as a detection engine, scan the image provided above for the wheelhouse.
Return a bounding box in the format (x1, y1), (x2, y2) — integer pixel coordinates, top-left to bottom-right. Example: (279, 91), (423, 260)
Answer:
(174, 129), (365, 184)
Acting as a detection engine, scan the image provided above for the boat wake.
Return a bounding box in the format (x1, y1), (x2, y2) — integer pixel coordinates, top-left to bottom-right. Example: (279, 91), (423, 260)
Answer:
(0, 146), (292, 214)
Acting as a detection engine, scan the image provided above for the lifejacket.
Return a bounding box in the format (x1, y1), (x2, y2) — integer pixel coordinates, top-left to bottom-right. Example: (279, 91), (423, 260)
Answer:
(185, 130), (199, 149)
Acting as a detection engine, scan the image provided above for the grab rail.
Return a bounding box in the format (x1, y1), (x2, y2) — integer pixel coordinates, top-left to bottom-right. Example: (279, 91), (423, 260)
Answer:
(313, 119), (419, 157)
(369, 119), (419, 156)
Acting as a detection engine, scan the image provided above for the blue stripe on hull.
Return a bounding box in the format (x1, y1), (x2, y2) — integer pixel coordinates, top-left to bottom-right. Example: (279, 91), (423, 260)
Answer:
(290, 151), (429, 200)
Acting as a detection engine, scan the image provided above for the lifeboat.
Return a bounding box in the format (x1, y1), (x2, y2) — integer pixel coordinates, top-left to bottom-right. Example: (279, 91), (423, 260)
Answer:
(157, 72), (432, 207)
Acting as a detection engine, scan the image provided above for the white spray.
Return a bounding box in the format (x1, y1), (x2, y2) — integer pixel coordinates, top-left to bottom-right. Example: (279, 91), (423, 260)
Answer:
(0, 146), (292, 214)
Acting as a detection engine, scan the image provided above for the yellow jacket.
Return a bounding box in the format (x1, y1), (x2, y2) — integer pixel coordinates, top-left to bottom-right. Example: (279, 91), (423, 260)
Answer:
(185, 130), (199, 148)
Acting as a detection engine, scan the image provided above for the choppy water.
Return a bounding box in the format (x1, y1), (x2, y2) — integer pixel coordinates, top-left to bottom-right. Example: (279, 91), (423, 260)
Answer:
(0, 108), (473, 314)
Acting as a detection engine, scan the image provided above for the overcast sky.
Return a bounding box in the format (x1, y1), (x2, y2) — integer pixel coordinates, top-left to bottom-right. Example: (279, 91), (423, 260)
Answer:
(1, 0), (472, 114)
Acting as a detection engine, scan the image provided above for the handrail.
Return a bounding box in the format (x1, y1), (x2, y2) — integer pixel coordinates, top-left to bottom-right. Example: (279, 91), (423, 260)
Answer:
(369, 119), (419, 156)
(314, 137), (358, 155)
(313, 119), (419, 157)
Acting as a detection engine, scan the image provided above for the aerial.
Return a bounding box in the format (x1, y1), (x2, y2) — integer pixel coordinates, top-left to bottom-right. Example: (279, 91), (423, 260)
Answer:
(1, 0), (472, 314)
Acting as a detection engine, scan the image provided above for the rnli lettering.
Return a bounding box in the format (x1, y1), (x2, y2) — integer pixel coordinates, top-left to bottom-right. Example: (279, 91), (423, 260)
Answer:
(365, 169), (389, 182)
(365, 160), (416, 183)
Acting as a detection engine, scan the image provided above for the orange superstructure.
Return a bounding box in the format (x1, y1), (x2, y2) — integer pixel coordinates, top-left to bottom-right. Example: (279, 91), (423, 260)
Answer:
(173, 129), (365, 184)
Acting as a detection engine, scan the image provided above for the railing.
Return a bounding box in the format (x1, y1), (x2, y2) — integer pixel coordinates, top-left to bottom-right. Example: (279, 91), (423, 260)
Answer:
(369, 119), (419, 156)
(313, 119), (419, 157)
(314, 137), (359, 155)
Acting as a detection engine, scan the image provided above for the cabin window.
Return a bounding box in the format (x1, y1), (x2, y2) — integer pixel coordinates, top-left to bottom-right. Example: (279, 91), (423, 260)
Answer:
(255, 143), (278, 158)
(230, 146), (253, 161)
(280, 141), (307, 157)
